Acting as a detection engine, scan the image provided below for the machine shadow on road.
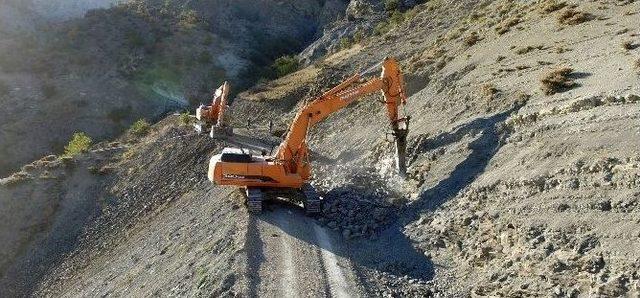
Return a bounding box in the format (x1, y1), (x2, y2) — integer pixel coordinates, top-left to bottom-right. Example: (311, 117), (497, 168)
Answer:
(257, 200), (435, 282)
(244, 215), (266, 297)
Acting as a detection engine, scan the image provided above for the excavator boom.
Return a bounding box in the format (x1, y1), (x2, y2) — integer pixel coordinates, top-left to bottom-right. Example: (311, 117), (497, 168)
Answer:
(208, 57), (409, 213)
(274, 57), (409, 177)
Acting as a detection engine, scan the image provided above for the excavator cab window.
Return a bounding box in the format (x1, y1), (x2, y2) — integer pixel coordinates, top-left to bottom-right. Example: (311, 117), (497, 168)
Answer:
(220, 148), (253, 163)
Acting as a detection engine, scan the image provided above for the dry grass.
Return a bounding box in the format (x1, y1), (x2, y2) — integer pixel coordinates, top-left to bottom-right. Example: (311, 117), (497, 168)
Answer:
(515, 45), (545, 55)
(540, 67), (576, 95)
(495, 17), (521, 35)
(480, 83), (500, 97)
(558, 9), (593, 25)
(616, 28), (629, 35)
(539, 0), (566, 14)
(635, 58), (640, 73)
(622, 41), (637, 50)
(464, 32), (480, 46)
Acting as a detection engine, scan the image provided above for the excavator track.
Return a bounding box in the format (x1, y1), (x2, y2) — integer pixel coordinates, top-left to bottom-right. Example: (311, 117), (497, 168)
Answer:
(302, 184), (322, 215)
(246, 187), (263, 214)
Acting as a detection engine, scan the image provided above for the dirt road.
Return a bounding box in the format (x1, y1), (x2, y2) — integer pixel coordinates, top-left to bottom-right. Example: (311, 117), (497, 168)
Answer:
(246, 202), (367, 297)
(243, 197), (437, 297)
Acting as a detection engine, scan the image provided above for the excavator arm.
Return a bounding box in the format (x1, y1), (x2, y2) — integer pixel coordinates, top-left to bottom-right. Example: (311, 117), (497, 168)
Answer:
(275, 57), (409, 177)
(195, 81), (230, 134)
(215, 81), (230, 127)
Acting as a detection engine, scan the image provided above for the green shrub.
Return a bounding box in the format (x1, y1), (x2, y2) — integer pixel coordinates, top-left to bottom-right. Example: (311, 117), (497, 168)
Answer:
(353, 30), (365, 43)
(384, 0), (400, 11)
(179, 112), (193, 125)
(340, 37), (352, 50)
(389, 10), (405, 25)
(374, 21), (391, 35)
(129, 119), (151, 137)
(271, 55), (299, 78)
(63, 132), (92, 157)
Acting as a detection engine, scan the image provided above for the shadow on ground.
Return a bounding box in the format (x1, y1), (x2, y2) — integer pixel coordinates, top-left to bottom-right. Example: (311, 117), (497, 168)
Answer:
(256, 199), (434, 283)
(244, 216), (265, 297)
(243, 104), (526, 290)
(409, 103), (524, 216)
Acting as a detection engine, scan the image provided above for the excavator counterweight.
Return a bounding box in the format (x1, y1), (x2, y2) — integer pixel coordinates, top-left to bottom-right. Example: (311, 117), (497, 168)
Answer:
(208, 57), (409, 214)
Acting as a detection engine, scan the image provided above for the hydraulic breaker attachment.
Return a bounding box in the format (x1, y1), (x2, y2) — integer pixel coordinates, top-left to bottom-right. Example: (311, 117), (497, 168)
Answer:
(393, 117), (409, 178)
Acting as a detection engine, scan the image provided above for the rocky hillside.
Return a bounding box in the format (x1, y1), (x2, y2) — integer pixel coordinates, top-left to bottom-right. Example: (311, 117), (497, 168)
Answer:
(2, 0), (640, 297)
(0, 0), (346, 177)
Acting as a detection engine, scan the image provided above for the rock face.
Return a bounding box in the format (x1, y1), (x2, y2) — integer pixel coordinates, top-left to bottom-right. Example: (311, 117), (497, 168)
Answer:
(299, 0), (421, 65)
(3, 0), (640, 296)
(0, 0), (347, 177)
(300, 0), (386, 65)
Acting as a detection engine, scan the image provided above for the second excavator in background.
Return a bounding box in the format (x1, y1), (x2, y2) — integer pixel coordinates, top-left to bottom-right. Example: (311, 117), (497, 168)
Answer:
(208, 57), (410, 214)
(194, 81), (232, 138)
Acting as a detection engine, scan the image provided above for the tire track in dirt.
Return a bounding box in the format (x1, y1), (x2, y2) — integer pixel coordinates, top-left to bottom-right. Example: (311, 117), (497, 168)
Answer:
(312, 223), (351, 298)
(273, 212), (300, 298)
(249, 204), (364, 297)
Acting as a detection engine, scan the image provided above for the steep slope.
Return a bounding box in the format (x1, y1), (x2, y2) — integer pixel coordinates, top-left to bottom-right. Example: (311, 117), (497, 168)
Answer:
(2, 0), (640, 297)
(0, 0), (346, 177)
(1, 118), (250, 297)
(229, 0), (640, 295)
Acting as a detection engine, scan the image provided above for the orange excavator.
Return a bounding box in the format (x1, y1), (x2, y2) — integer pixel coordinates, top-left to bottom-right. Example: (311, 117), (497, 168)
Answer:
(208, 57), (409, 214)
(194, 81), (232, 137)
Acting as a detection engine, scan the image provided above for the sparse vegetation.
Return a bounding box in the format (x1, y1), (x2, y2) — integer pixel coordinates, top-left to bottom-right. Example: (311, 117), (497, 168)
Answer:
(480, 83), (499, 97)
(374, 21), (391, 36)
(540, 67), (576, 95)
(339, 37), (352, 50)
(384, 0), (400, 12)
(621, 41), (637, 50)
(179, 112), (193, 125)
(495, 17), (521, 35)
(558, 9), (592, 25)
(515, 45), (545, 55)
(128, 119), (151, 137)
(539, 0), (567, 14)
(464, 32), (480, 46)
(271, 55), (299, 78)
(389, 11), (405, 26)
(353, 30), (365, 44)
(63, 132), (93, 157)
